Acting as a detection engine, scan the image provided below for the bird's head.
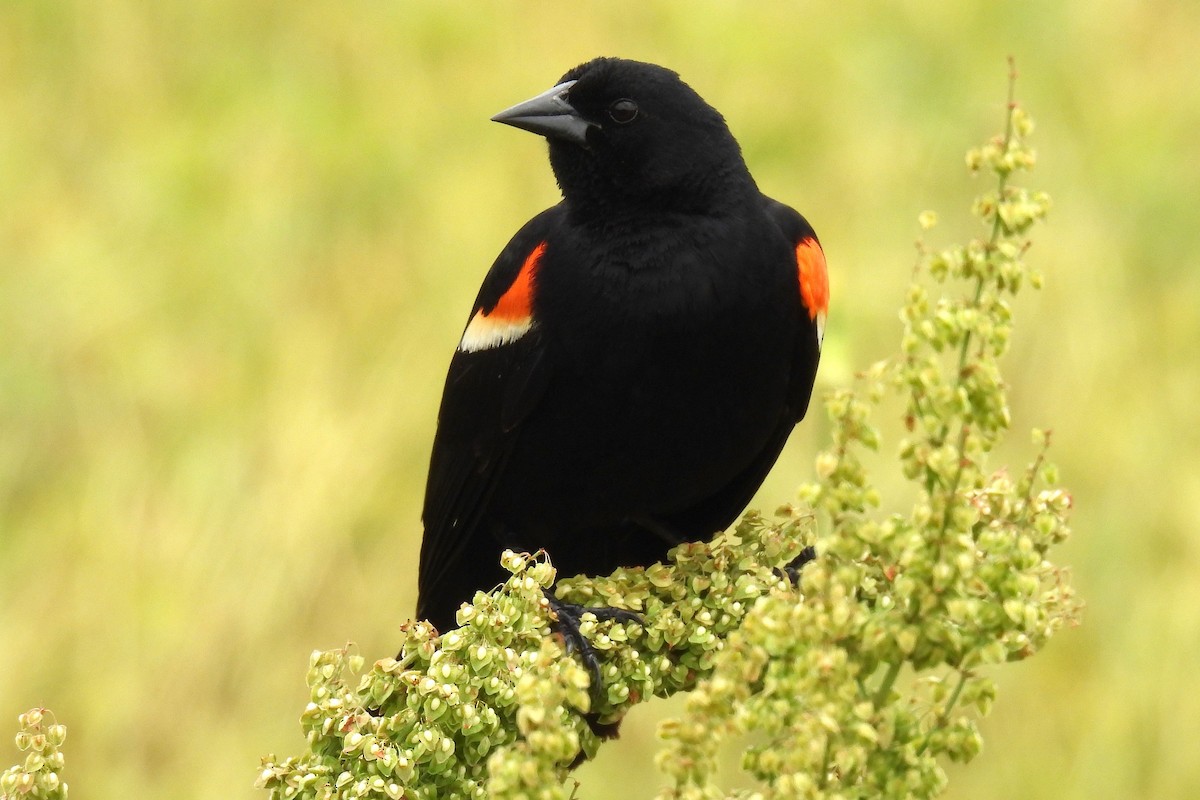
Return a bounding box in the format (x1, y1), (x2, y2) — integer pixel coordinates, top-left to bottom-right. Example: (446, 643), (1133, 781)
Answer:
(492, 57), (753, 218)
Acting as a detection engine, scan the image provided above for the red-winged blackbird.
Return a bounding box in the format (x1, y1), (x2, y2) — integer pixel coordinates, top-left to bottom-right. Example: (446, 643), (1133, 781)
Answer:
(416, 57), (828, 633)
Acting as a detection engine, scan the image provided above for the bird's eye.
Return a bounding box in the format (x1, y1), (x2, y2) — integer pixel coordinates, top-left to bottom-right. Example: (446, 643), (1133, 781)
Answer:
(607, 99), (639, 124)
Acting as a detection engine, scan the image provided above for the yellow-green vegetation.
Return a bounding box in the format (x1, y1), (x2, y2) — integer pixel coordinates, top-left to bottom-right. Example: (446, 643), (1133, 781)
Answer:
(2, 2), (1198, 800)
(1, 710), (67, 799)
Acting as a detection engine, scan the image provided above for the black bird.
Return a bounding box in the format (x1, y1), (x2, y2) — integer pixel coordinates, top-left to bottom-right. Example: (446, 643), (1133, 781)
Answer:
(416, 57), (828, 634)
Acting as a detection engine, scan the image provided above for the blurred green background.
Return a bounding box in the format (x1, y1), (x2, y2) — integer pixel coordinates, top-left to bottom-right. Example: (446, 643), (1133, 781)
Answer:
(2, 1), (1197, 797)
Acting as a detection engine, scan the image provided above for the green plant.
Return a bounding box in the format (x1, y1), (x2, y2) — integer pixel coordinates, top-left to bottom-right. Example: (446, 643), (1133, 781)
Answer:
(0, 709), (68, 800)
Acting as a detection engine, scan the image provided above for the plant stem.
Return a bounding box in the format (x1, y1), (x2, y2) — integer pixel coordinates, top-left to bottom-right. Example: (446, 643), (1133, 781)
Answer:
(932, 68), (1021, 547)
(939, 669), (970, 725)
(873, 661), (903, 709)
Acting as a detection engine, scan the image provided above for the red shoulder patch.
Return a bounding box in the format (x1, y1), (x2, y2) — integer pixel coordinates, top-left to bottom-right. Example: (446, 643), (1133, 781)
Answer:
(795, 236), (828, 347)
(490, 241), (545, 321)
(459, 242), (547, 353)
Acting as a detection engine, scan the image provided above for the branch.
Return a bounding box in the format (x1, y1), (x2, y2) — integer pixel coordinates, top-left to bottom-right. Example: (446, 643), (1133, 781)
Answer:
(257, 517), (811, 800)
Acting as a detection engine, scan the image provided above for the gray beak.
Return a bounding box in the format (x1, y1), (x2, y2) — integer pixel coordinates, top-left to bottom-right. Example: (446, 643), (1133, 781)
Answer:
(491, 80), (595, 146)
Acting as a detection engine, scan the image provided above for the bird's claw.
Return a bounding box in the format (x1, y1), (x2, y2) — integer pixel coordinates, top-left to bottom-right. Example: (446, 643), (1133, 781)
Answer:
(776, 545), (818, 584)
(543, 592), (642, 697)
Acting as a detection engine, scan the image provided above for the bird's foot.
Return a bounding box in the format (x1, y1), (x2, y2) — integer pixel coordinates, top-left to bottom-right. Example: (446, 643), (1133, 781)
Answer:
(543, 591), (642, 698)
(777, 545), (818, 584)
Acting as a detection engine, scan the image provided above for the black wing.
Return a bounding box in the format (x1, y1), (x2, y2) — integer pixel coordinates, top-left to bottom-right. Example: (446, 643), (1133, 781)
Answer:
(647, 197), (828, 540)
(415, 206), (563, 629)
(762, 195), (827, 421)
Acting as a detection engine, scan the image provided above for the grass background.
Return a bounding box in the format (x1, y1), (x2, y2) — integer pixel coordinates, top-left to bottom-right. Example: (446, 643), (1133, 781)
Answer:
(2, 1), (1198, 797)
